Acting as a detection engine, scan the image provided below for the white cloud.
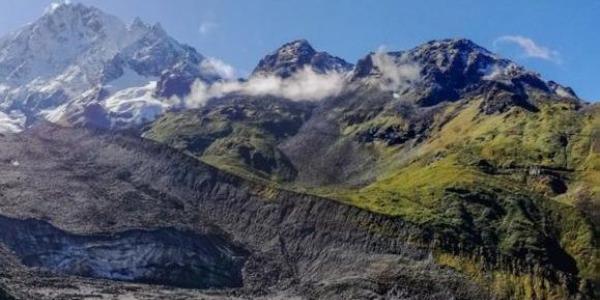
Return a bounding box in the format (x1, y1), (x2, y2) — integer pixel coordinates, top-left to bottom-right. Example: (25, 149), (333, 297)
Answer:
(481, 63), (523, 81)
(198, 21), (218, 35)
(0, 110), (26, 133)
(200, 57), (237, 80)
(182, 48), (423, 109)
(183, 66), (347, 108)
(371, 49), (421, 91)
(494, 35), (561, 63)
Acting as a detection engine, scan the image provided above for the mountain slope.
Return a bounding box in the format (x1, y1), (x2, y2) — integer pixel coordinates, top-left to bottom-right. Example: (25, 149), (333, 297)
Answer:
(284, 40), (598, 299)
(330, 97), (599, 299)
(0, 124), (488, 299)
(145, 95), (315, 182)
(145, 38), (599, 299)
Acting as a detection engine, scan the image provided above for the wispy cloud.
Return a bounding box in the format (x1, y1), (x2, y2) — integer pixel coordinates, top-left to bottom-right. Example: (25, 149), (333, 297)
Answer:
(371, 48), (421, 91)
(200, 57), (237, 80)
(494, 35), (561, 63)
(198, 21), (218, 35)
(183, 67), (347, 108)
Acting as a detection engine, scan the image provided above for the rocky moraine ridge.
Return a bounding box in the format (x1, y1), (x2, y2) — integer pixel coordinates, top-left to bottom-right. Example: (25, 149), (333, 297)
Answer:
(0, 125), (488, 299)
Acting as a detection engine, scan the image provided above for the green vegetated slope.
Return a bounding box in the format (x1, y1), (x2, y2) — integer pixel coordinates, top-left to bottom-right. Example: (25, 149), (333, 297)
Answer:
(328, 96), (600, 299)
(145, 95), (313, 183)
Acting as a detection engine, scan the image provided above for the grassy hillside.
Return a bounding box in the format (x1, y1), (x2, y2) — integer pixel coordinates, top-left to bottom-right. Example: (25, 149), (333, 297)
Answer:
(145, 95), (313, 182)
(326, 97), (599, 299)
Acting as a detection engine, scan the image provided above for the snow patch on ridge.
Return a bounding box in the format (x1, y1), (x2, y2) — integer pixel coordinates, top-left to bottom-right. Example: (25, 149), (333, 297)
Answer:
(0, 111), (26, 133)
(104, 81), (167, 126)
(45, 1), (72, 14)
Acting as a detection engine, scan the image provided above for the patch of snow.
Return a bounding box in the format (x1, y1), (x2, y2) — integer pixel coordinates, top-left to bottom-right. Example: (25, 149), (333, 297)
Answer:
(104, 81), (167, 125)
(41, 103), (70, 123)
(44, 0), (72, 14)
(0, 110), (26, 133)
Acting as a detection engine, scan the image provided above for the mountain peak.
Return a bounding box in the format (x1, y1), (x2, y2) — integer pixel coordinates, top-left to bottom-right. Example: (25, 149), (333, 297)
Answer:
(150, 22), (166, 35)
(351, 38), (496, 80)
(410, 38), (577, 100)
(129, 17), (148, 30)
(420, 38), (491, 53)
(43, 1), (101, 18)
(351, 37), (577, 108)
(277, 39), (317, 57)
(252, 39), (352, 78)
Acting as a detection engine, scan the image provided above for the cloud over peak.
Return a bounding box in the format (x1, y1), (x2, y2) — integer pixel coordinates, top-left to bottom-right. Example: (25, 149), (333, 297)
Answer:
(371, 50), (421, 91)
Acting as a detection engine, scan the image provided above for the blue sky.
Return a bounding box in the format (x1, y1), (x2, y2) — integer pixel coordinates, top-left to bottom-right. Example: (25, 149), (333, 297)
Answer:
(1, 0), (598, 100)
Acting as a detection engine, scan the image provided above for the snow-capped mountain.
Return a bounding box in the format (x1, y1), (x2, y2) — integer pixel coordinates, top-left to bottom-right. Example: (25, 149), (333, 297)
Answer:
(0, 2), (223, 131)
